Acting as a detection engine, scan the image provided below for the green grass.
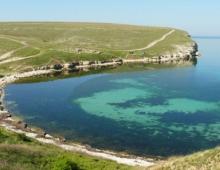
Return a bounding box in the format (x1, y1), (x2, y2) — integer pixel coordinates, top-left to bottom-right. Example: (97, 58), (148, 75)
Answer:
(149, 147), (220, 170)
(0, 22), (193, 74)
(0, 128), (134, 170)
(13, 47), (40, 57)
(0, 38), (23, 55)
(145, 30), (193, 57)
(0, 22), (170, 50)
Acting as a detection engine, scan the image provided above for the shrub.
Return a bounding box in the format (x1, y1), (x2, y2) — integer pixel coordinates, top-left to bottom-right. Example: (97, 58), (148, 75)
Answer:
(52, 157), (79, 170)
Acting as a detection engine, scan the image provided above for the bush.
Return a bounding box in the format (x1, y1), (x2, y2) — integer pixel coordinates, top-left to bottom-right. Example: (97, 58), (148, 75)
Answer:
(53, 157), (79, 170)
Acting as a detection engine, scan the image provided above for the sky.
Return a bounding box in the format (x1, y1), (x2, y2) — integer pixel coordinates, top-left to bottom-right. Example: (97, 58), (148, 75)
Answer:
(0, 0), (219, 36)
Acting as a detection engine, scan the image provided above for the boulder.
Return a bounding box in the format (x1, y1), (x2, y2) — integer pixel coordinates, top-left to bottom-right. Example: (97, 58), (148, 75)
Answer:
(16, 121), (28, 129)
(81, 61), (90, 65)
(69, 62), (80, 69)
(53, 64), (63, 70)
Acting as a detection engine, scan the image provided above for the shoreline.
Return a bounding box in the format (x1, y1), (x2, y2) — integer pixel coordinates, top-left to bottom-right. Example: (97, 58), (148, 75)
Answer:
(0, 44), (199, 167)
(0, 69), (156, 167)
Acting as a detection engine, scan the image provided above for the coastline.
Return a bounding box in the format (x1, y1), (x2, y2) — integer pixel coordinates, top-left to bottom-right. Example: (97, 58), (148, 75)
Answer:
(0, 43), (199, 167)
(0, 68), (156, 168)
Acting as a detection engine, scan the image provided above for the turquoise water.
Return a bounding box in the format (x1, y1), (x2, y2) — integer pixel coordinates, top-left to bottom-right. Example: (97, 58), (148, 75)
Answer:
(4, 38), (220, 157)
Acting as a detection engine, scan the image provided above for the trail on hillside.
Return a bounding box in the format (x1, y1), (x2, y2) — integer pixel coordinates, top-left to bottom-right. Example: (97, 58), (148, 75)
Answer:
(0, 35), (42, 65)
(0, 35), (27, 46)
(0, 51), (42, 65)
(0, 46), (28, 61)
(126, 29), (175, 52)
(0, 36), (28, 61)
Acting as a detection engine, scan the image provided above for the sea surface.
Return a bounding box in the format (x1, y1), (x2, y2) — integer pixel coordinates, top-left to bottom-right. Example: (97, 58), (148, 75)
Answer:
(4, 38), (220, 157)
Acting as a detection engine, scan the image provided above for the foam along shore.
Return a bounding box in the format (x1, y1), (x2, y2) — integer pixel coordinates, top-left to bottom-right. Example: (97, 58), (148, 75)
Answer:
(0, 42), (199, 167)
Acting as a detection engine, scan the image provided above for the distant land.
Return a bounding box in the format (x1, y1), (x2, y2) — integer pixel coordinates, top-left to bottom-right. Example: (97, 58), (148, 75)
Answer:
(0, 22), (197, 75)
(192, 36), (220, 39)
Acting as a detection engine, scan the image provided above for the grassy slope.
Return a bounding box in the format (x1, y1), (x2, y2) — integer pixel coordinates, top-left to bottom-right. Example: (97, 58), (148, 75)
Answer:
(0, 22), (193, 74)
(149, 148), (220, 170)
(0, 38), (23, 55)
(0, 128), (134, 170)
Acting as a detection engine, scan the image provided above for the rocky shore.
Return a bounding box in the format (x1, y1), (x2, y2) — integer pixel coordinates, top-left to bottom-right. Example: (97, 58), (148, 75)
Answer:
(37, 42), (199, 72)
(0, 42), (199, 167)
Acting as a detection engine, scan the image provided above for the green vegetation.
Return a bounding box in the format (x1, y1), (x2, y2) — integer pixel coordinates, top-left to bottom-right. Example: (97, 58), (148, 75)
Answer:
(13, 47), (40, 58)
(149, 147), (220, 170)
(146, 30), (192, 57)
(0, 22), (193, 74)
(0, 38), (23, 55)
(0, 128), (133, 170)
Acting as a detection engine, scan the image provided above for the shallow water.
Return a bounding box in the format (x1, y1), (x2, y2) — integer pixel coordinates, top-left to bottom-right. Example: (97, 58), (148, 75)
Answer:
(4, 38), (220, 157)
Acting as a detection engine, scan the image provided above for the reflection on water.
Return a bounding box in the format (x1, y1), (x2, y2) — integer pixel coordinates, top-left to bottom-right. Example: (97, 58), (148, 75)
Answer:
(4, 38), (220, 157)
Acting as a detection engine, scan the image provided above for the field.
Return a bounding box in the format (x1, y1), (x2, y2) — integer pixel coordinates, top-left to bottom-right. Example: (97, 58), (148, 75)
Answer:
(0, 22), (193, 74)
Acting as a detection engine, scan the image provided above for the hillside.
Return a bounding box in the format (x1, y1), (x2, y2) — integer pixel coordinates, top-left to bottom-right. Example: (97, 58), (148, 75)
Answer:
(149, 147), (220, 170)
(0, 127), (134, 170)
(0, 22), (193, 74)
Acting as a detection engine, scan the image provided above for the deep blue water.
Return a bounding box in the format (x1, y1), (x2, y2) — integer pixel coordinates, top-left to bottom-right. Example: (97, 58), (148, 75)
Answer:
(4, 38), (220, 157)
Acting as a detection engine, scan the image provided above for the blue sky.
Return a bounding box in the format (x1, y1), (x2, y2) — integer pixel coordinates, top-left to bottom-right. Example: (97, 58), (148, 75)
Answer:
(0, 0), (219, 35)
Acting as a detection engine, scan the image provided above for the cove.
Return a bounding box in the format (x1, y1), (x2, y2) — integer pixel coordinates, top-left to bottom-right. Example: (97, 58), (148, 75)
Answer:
(4, 38), (220, 157)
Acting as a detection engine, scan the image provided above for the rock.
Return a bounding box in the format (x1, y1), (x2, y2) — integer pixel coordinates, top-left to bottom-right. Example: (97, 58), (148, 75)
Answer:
(16, 121), (28, 129)
(5, 113), (11, 118)
(59, 137), (66, 143)
(0, 105), (4, 111)
(53, 64), (63, 70)
(68, 62), (80, 69)
(45, 134), (53, 139)
(37, 131), (47, 138)
(196, 52), (200, 56)
(0, 113), (6, 120)
(75, 48), (82, 53)
(80, 61), (90, 65)
(22, 123), (28, 129)
(89, 61), (96, 65)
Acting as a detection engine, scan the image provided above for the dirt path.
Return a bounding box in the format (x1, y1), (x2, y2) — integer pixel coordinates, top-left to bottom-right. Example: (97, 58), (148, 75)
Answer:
(0, 51), (42, 65)
(127, 29), (175, 52)
(0, 36), (29, 61)
(0, 46), (28, 61)
(0, 35), (41, 65)
(0, 35), (27, 46)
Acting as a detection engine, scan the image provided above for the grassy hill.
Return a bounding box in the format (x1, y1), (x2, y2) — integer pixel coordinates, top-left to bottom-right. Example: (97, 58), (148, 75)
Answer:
(149, 148), (220, 170)
(0, 127), (134, 170)
(0, 22), (193, 74)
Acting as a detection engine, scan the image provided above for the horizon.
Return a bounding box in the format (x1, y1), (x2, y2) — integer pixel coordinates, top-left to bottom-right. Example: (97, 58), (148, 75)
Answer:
(0, 0), (219, 36)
